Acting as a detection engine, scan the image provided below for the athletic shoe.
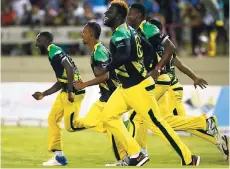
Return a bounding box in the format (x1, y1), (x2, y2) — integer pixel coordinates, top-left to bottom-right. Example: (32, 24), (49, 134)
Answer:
(185, 155), (200, 166)
(42, 155), (68, 166)
(128, 152), (149, 166)
(217, 135), (229, 160)
(105, 160), (128, 166)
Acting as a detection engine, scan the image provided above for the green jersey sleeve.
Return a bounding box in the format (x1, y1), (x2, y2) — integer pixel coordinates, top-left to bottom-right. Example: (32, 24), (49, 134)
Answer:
(111, 26), (131, 46)
(49, 45), (64, 60)
(93, 45), (111, 66)
(142, 22), (160, 39)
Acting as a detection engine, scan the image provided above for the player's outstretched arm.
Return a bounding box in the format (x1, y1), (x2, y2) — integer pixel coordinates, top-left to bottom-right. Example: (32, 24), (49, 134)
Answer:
(174, 56), (208, 89)
(32, 81), (62, 100)
(74, 73), (109, 90)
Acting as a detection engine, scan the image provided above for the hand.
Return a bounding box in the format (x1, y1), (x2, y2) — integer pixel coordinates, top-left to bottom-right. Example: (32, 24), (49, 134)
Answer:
(32, 92), (44, 100)
(193, 77), (208, 89)
(68, 92), (74, 103)
(73, 81), (86, 90)
(151, 69), (160, 81)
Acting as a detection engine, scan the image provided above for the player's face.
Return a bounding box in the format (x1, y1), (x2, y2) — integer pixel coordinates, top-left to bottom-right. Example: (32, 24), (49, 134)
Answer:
(81, 25), (91, 45)
(104, 5), (117, 27)
(127, 8), (139, 28)
(35, 35), (46, 50)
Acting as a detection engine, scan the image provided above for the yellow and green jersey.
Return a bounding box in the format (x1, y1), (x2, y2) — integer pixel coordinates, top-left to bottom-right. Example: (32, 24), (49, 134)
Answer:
(47, 44), (82, 93)
(136, 20), (169, 73)
(91, 42), (119, 102)
(165, 53), (178, 85)
(108, 23), (148, 88)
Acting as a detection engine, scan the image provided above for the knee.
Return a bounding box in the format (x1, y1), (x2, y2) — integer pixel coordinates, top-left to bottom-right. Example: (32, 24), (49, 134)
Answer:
(65, 125), (72, 132)
(64, 120), (74, 132)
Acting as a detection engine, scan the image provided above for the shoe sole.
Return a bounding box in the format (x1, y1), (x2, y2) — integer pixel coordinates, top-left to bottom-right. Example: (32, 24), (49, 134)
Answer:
(222, 135), (229, 160)
(42, 163), (62, 166)
(105, 164), (119, 166)
(136, 156), (149, 166)
(196, 156), (201, 166)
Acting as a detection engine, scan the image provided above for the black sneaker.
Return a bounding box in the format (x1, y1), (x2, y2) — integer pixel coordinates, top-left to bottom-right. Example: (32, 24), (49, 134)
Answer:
(129, 152), (149, 166)
(186, 155), (200, 166)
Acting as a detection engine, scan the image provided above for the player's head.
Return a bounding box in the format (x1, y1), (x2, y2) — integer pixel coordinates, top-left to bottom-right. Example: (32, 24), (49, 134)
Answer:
(36, 31), (53, 50)
(127, 3), (146, 28)
(104, 0), (128, 27)
(148, 19), (163, 31)
(81, 22), (101, 45)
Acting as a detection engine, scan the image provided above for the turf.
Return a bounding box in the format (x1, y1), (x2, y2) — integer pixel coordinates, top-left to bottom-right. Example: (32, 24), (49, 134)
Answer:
(1, 126), (229, 168)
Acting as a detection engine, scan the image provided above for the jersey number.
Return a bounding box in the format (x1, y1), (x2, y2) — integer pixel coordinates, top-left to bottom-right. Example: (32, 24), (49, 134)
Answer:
(134, 35), (143, 58)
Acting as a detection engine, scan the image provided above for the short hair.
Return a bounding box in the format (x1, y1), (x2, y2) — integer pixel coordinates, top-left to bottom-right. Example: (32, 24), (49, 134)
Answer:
(39, 32), (53, 42)
(130, 3), (147, 18)
(111, 0), (128, 19)
(87, 22), (101, 40)
(148, 19), (163, 31)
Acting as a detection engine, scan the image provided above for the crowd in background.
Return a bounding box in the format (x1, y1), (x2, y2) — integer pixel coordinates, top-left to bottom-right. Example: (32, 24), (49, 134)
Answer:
(1, 0), (229, 56)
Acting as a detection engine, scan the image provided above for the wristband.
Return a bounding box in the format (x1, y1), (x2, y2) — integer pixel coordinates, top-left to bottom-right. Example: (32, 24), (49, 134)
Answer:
(155, 67), (161, 73)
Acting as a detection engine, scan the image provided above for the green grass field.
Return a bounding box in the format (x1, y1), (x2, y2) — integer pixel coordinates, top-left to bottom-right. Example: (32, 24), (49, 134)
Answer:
(1, 126), (229, 168)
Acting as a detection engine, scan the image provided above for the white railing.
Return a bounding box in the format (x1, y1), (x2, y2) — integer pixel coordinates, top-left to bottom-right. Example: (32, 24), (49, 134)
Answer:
(1, 26), (111, 44)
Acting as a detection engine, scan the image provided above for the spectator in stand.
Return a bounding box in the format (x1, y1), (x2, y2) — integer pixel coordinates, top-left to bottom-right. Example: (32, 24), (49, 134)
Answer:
(29, 0), (46, 9)
(72, 1), (85, 25)
(182, 1), (202, 56)
(11, 0), (32, 24)
(31, 5), (45, 25)
(83, 3), (96, 23)
(46, 0), (59, 12)
(20, 3), (32, 25)
(150, 0), (166, 32)
(54, 8), (67, 25)
(1, 6), (17, 26)
(44, 8), (54, 26)
(215, 0), (228, 55)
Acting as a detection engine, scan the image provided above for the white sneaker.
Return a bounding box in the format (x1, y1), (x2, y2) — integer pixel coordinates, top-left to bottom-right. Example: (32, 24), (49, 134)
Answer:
(207, 116), (229, 160)
(216, 135), (229, 161)
(105, 160), (128, 166)
(42, 155), (68, 166)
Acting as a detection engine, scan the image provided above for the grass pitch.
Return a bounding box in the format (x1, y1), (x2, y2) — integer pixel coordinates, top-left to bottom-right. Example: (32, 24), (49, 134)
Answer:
(1, 126), (229, 168)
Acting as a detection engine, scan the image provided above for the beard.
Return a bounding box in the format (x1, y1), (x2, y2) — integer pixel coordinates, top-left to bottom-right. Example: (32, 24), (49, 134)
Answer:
(104, 18), (116, 27)
(38, 46), (48, 55)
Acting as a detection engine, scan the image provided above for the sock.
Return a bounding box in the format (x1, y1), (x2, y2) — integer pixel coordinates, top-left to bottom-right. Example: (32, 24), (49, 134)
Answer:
(141, 148), (147, 155)
(130, 153), (139, 159)
(55, 151), (63, 157)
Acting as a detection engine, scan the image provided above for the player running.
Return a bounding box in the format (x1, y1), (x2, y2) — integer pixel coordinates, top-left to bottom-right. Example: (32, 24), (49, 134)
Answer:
(150, 18), (229, 160)
(32, 32), (85, 166)
(124, 2), (228, 162)
(73, 21), (120, 132)
(93, 0), (199, 166)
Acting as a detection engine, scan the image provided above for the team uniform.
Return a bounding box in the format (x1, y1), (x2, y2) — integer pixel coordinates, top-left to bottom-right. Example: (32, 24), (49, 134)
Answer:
(166, 54), (217, 144)
(112, 20), (210, 161)
(46, 44), (85, 152)
(98, 23), (194, 165)
(74, 42), (119, 132)
(124, 20), (225, 161)
(72, 42), (129, 161)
